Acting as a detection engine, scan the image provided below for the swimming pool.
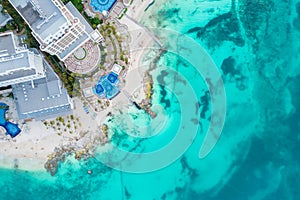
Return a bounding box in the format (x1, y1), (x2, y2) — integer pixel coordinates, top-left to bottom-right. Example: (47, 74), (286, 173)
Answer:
(95, 84), (104, 94)
(90, 0), (117, 12)
(93, 73), (120, 99)
(0, 102), (21, 138)
(107, 72), (119, 84)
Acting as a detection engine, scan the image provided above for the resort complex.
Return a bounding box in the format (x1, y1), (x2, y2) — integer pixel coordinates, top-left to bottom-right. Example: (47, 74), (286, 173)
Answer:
(0, 0), (135, 138)
(8, 0), (104, 74)
(0, 0), (159, 174)
(0, 31), (73, 121)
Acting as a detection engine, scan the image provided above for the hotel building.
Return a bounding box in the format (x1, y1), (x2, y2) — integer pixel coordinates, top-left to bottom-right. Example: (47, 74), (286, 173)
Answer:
(0, 31), (73, 120)
(8, 0), (103, 61)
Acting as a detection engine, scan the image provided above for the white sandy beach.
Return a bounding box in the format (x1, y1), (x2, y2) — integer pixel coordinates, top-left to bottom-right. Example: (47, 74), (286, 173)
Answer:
(0, 0), (156, 172)
(0, 98), (101, 171)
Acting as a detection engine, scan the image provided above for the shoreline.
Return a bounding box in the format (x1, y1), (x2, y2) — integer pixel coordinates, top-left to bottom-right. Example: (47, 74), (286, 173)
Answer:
(0, 0), (158, 173)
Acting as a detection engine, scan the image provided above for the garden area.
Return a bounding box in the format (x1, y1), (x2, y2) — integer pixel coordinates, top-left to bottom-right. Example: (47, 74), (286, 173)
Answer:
(62, 0), (103, 29)
(43, 115), (82, 136)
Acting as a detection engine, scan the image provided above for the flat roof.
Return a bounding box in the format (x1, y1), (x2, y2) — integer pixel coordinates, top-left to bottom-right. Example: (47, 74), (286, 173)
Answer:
(59, 33), (89, 60)
(13, 79), (70, 113)
(13, 60), (72, 120)
(66, 2), (94, 35)
(0, 32), (16, 55)
(112, 64), (122, 75)
(9, 0), (68, 42)
(0, 69), (36, 82)
(0, 33), (44, 84)
(0, 51), (35, 73)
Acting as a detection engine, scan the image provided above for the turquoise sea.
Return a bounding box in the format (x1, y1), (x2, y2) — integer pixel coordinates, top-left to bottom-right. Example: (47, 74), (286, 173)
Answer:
(1, 0), (300, 199)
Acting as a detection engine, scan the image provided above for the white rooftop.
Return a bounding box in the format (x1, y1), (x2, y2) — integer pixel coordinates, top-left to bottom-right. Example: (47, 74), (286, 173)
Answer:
(112, 64), (122, 75)
(0, 32), (45, 86)
(9, 0), (69, 43)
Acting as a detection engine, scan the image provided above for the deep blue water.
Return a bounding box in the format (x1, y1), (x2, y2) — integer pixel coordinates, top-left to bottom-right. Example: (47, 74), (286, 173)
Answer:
(1, 0), (300, 199)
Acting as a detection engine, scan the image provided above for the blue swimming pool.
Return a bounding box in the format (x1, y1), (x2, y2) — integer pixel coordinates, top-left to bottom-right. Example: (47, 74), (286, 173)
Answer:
(90, 0), (117, 12)
(95, 84), (104, 94)
(93, 73), (120, 99)
(0, 102), (21, 138)
(107, 72), (119, 84)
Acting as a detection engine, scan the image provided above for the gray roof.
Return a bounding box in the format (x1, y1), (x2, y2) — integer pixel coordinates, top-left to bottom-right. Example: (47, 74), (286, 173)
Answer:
(0, 69), (36, 82)
(0, 5), (12, 27)
(0, 33), (16, 55)
(0, 33), (45, 86)
(56, 2), (96, 59)
(66, 2), (94, 35)
(12, 60), (72, 120)
(0, 51), (33, 73)
(46, 80), (61, 96)
(9, 0), (68, 42)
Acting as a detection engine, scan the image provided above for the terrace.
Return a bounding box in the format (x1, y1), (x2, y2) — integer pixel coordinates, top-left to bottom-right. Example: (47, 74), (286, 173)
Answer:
(64, 39), (101, 74)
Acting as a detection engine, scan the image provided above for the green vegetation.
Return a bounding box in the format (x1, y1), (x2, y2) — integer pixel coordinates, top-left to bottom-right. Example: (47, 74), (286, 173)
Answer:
(7, 92), (14, 99)
(101, 23), (129, 64)
(99, 45), (107, 65)
(1, 0), (35, 46)
(56, 116), (65, 124)
(44, 55), (81, 97)
(1, 0), (87, 97)
(0, 1), (25, 33)
(118, 8), (128, 20)
(0, 1), (39, 48)
(61, 0), (83, 12)
(44, 115), (78, 135)
(83, 12), (103, 28)
(24, 25), (40, 48)
(62, 0), (103, 28)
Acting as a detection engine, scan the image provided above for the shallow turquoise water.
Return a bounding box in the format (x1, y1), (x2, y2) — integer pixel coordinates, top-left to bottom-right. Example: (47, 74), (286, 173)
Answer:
(1, 0), (300, 199)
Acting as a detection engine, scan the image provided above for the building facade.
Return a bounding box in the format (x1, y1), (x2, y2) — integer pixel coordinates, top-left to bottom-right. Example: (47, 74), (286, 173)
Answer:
(0, 32), (45, 87)
(8, 0), (103, 60)
(0, 31), (73, 120)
